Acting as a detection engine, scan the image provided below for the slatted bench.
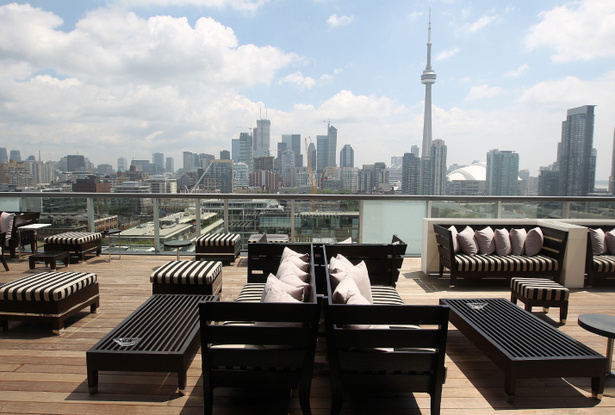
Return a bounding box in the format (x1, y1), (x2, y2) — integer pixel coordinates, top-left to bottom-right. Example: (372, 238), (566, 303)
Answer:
(440, 298), (606, 400)
(87, 293), (218, 394)
(195, 233), (240, 265)
(0, 271), (99, 334)
(150, 260), (223, 295)
(44, 232), (102, 262)
(510, 277), (569, 323)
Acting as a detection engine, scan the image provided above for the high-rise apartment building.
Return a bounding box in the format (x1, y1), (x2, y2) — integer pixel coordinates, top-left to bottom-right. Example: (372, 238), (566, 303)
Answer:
(316, 124), (337, 172)
(308, 143), (316, 173)
(402, 153), (421, 195)
(152, 152), (164, 172)
(231, 138), (240, 163)
(9, 150), (21, 162)
(238, 132), (253, 172)
(204, 160), (233, 193)
(165, 157), (174, 173)
(431, 139), (447, 195)
(117, 157), (128, 173)
(282, 134), (302, 167)
(183, 151), (194, 172)
(0, 148), (7, 164)
(253, 118), (271, 157)
(340, 167), (359, 193)
(66, 155), (86, 172)
(340, 144), (354, 168)
(486, 149), (519, 196)
(220, 150), (230, 160)
(557, 105), (596, 196)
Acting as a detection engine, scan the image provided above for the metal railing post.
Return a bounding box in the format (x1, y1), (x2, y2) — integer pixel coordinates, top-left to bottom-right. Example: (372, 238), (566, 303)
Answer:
(224, 199), (229, 233)
(153, 198), (160, 252)
(87, 198), (95, 232)
(496, 200), (503, 219)
(562, 201), (571, 219)
(195, 198), (201, 237)
(290, 200), (295, 242)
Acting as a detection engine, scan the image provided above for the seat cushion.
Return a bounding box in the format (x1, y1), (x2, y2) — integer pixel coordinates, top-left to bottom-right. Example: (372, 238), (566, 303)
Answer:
(235, 283), (266, 302)
(510, 277), (569, 301)
(151, 260), (222, 285)
(195, 233), (240, 247)
(455, 254), (558, 273)
(0, 272), (97, 302)
(44, 232), (102, 245)
(592, 255), (615, 273)
(371, 285), (404, 305)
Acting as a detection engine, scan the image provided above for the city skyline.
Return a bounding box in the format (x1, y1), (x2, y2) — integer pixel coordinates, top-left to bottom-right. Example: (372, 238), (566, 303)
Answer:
(1, 1), (615, 179)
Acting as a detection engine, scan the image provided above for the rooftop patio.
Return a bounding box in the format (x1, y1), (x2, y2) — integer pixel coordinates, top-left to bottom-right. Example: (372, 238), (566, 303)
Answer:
(1, 253), (614, 414)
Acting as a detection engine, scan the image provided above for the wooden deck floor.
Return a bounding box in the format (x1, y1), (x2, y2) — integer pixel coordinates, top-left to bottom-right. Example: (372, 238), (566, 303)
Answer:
(1, 252), (615, 414)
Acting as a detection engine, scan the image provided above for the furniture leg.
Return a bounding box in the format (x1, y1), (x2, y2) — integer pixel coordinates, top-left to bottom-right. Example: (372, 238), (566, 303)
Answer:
(88, 369), (99, 394)
(0, 255), (8, 271)
(431, 386), (443, 415)
(592, 375), (605, 400)
(1, 320), (7, 332)
(178, 370), (187, 392)
(504, 373), (516, 399)
(607, 337), (614, 374)
(560, 302), (568, 324)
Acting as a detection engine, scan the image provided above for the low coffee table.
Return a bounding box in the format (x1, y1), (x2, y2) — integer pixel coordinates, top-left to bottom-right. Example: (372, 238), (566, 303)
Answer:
(86, 293), (218, 393)
(578, 313), (615, 375)
(28, 251), (70, 271)
(440, 298), (606, 400)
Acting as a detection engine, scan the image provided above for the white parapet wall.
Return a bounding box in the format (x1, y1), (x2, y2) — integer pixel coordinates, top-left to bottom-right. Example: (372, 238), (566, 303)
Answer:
(421, 218), (594, 289)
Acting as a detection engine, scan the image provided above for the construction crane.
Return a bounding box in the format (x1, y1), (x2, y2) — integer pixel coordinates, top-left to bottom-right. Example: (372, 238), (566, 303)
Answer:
(305, 137), (317, 211)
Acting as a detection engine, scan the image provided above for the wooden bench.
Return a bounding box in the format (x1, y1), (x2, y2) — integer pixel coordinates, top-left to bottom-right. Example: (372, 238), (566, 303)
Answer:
(150, 260), (223, 295)
(440, 298), (606, 400)
(87, 294), (218, 393)
(44, 232), (102, 262)
(195, 233), (240, 264)
(323, 245), (449, 415)
(433, 224), (568, 285)
(0, 271), (99, 334)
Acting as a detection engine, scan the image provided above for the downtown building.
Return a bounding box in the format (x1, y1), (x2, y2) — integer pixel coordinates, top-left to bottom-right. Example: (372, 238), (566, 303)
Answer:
(486, 149), (519, 196)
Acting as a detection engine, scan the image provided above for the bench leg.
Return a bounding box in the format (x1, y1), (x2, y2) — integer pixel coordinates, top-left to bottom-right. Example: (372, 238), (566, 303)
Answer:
(504, 373), (517, 402)
(560, 302), (568, 324)
(430, 384), (443, 415)
(591, 375), (605, 400)
(88, 369), (99, 394)
(1, 320), (7, 332)
(177, 370), (187, 394)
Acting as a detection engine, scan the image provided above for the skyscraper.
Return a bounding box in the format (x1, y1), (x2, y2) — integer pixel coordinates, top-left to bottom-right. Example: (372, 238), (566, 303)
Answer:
(165, 157), (174, 173)
(9, 150), (21, 162)
(420, 14), (438, 195)
(340, 144), (354, 168)
(316, 123), (338, 172)
(253, 118), (271, 157)
(282, 134), (302, 167)
(486, 149), (519, 196)
(431, 139), (447, 195)
(0, 148), (7, 164)
(402, 153), (421, 195)
(557, 105), (596, 196)
(152, 152), (164, 171)
(117, 157), (127, 173)
(238, 132), (253, 172)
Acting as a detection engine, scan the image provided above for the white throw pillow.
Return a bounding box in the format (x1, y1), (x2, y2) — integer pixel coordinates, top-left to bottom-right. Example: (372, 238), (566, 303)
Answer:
(457, 226), (478, 255)
(330, 260), (373, 303)
(0, 212), (15, 241)
(262, 285), (302, 303)
(525, 227), (544, 256)
(494, 228), (512, 256)
(280, 246), (309, 262)
(260, 274), (304, 302)
(276, 260), (310, 282)
(606, 229), (615, 255)
(510, 228), (527, 255)
(279, 255), (310, 272)
(475, 226), (495, 255)
(448, 226), (459, 253)
(590, 228), (607, 256)
(332, 277), (369, 305)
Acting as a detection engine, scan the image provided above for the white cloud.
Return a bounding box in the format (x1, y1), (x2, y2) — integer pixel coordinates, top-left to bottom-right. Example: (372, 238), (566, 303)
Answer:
(113, 0), (269, 13)
(436, 48), (460, 61)
(465, 84), (504, 101)
(505, 63), (529, 78)
(327, 14), (354, 28)
(525, 0), (615, 61)
(279, 71), (317, 89)
(467, 15), (497, 33)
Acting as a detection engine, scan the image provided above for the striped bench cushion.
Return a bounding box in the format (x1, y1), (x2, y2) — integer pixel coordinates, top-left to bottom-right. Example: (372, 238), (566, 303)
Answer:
(235, 283), (266, 302)
(151, 260), (222, 286)
(511, 277), (569, 301)
(0, 272), (97, 302)
(593, 255), (615, 273)
(456, 254), (558, 273)
(195, 233), (240, 247)
(44, 232), (102, 245)
(371, 285), (405, 305)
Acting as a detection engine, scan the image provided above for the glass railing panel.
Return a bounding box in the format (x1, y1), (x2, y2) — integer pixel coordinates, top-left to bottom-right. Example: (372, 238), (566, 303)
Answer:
(294, 199), (359, 244)
(430, 201), (497, 219)
(568, 200), (615, 219)
(363, 199), (426, 255)
(100, 196), (154, 254)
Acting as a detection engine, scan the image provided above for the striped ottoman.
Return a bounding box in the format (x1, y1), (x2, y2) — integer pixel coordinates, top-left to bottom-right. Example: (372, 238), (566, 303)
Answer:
(44, 232), (102, 262)
(510, 277), (570, 324)
(151, 260), (223, 295)
(195, 233), (241, 264)
(0, 271), (99, 334)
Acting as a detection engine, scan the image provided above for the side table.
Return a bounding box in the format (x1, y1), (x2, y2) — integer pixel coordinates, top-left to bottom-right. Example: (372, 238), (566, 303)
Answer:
(164, 240), (193, 261)
(17, 223), (51, 260)
(102, 229), (122, 262)
(578, 313), (615, 375)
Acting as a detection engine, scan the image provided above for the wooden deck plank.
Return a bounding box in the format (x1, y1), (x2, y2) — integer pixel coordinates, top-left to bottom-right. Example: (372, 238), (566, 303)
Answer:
(1, 253), (615, 414)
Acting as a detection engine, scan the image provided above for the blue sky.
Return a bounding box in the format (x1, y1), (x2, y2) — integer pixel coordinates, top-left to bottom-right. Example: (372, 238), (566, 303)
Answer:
(1, 0), (615, 179)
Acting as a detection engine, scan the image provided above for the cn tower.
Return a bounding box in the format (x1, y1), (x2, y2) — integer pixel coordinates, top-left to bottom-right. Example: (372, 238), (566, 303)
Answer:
(421, 13), (436, 158)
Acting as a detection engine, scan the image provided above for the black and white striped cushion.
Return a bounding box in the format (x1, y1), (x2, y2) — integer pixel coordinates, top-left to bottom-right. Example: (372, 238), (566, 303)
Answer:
(511, 277), (569, 301)
(195, 233), (240, 247)
(456, 254), (558, 273)
(235, 283), (266, 302)
(593, 255), (615, 273)
(0, 272), (97, 302)
(44, 232), (102, 245)
(151, 260), (222, 285)
(371, 286), (405, 305)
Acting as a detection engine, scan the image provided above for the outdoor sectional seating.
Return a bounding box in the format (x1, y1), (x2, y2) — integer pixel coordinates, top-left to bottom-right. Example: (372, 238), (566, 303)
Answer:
(322, 244), (449, 415)
(195, 232), (241, 264)
(44, 231), (102, 262)
(199, 242), (319, 414)
(585, 226), (615, 286)
(0, 211), (40, 259)
(433, 224), (568, 286)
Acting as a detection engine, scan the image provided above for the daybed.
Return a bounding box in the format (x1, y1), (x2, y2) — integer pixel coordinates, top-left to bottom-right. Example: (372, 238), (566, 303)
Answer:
(322, 244), (449, 415)
(195, 232), (241, 264)
(585, 226), (615, 286)
(433, 224), (568, 286)
(0, 271), (99, 334)
(199, 242), (320, 415)
(44, 231), (102, 262)
(0, 211), (40, 259)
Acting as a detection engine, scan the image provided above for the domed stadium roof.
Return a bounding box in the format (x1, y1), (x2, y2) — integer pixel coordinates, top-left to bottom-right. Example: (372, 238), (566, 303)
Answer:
(447, 162), (486, 181)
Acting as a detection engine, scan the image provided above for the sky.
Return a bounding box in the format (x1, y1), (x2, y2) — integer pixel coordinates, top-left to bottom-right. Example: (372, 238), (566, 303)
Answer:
(1, 0), (615, 180)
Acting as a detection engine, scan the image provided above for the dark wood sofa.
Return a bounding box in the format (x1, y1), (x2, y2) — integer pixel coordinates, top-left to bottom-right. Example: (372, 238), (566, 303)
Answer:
(198, 243), (320, 415)
(585, 226), (615, 287)
(433, 224), (568, 286)
(0, 211), (40, 259)
(322, 244), (449, 415)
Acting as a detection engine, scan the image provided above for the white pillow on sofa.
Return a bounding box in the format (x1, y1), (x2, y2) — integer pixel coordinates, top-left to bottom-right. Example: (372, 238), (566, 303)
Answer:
(332, 277), (370, 305)
(457, 226), (478, 255)
(280, 246), (309, 262)
(590, 228), (607, 255)
(329, 258), (373, 304)
(276, 260), (310, 282)
(279, 254), (310, 272)
(0, 212), (15, 240)
(448, 226), (459, 253)
(510, 228), (527, 255)
(261, 274), (304, 302)
(475, 226), (496, 255)
(494, 228), (512, 256)
(606, 229), (615, 255)
(525, 227), (544, 256)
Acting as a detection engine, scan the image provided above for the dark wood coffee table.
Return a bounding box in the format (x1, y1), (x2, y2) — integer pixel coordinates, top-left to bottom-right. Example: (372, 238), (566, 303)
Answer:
(86, 294), (218, 393)
(440, 298), (606, 400)
(28, 251), (70, 270)
(578, 313), (615, 375)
